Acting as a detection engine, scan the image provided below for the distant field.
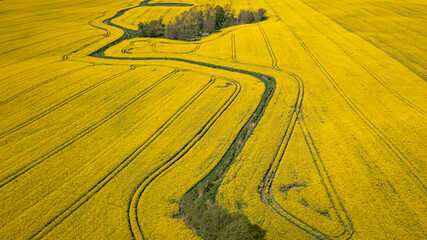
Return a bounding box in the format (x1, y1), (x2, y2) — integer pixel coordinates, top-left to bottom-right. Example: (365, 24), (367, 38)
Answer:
(0, 0), (425, 239)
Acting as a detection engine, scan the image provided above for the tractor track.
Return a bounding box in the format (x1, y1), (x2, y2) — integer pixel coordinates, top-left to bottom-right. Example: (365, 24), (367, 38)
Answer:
(122, 7), (141, 23)
(288, 1), (426, 116)
(259, 2), (355, 238)
(2, 0), (424, 238)
(300, 0), (426, 81)
(231, 33), (238, 63)
(0, 24), (91, 45)
(0, 67), (135, 140)
(287, 24), (426, 191)
(0, 28), (99, 57)
(131, 8), (153, 26)
(125, 19), (255, 56)
(0, 34), (105, 69)
(0, 65), (93, 106)
(0, 69), (178, 189)
(264, 0), (426, 192)
(0, 60), (74, 85)
(128, 79), (240, 240)
(29, 74), (215, 240)
(258, 24), (280, 71)
(3, 12), (101, 35)
(6, 1), (283, 238)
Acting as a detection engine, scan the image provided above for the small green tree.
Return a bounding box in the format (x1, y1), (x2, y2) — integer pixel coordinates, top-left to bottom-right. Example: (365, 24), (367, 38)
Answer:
(238, 10), (255, 24)
(222, 4), (236, 27)
(137, 18), (165, 37)
(254, 8), (267, 22)
(195, 10), (204, 31)
(187, 202), (267, 240)
(214, 5), (225, 30)
(164, 23), (179, 39)
(204, 16), (216, 33)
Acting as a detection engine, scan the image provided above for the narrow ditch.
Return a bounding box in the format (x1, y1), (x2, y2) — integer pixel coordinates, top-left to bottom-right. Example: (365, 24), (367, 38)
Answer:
(88, 2), (277, 238)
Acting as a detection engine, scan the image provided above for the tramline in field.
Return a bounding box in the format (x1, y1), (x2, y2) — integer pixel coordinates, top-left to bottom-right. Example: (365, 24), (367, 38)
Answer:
(0, 0), (425, 239)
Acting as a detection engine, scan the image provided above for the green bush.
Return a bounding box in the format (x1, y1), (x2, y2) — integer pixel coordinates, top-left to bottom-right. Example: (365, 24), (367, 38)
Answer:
(183, 201), (266, 240)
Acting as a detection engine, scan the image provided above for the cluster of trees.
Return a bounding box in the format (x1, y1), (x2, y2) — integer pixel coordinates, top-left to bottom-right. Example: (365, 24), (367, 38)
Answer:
(182, 201), (266, 239)
(136, 5), (267, 40)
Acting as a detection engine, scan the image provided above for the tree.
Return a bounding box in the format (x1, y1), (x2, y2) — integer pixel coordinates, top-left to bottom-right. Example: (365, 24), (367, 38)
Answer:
(222, 4), (236, 27)
(188, 202), (267, 240)
(195, 10), (204, 31)
(137, 22), (145, 36)
(238, 10), (254, 24)
(137, 18), (165, 37)
(223, 4), (235, 21)
(164, 23), (179, 39)
(254, 8), (267, 22)
(135, 5), (267, 41)
(214, 5), (225, 30)
(204, 16), (216, 33)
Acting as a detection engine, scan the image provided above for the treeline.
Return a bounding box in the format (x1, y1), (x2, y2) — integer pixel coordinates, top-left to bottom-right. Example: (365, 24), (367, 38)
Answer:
(136, 5), (267, 40)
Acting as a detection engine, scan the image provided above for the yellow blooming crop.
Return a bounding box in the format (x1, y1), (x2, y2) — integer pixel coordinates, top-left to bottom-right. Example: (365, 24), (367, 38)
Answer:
(0, 0), (425, 239)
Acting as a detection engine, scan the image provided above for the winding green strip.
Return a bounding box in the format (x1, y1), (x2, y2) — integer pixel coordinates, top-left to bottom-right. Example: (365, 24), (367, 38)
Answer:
(99, 55), (276, 238)
(88, 2), (277, 238)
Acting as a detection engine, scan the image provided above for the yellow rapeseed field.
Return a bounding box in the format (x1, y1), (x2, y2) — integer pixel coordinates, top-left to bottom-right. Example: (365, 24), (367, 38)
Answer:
(0, 0), (425, 239)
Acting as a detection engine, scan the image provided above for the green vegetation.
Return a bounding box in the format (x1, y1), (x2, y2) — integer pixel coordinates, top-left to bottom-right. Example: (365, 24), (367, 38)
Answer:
(176, 72), (275, 240)
(136, 5), (267, 40)
(180, 197), (266, 240)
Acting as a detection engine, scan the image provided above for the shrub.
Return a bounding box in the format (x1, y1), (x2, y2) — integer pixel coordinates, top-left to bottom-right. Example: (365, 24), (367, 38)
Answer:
(255, 8), (267, 22)
(137, 18), (165, 37)
(185, 201), (266, 240)
(238, 10), (254, 24)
